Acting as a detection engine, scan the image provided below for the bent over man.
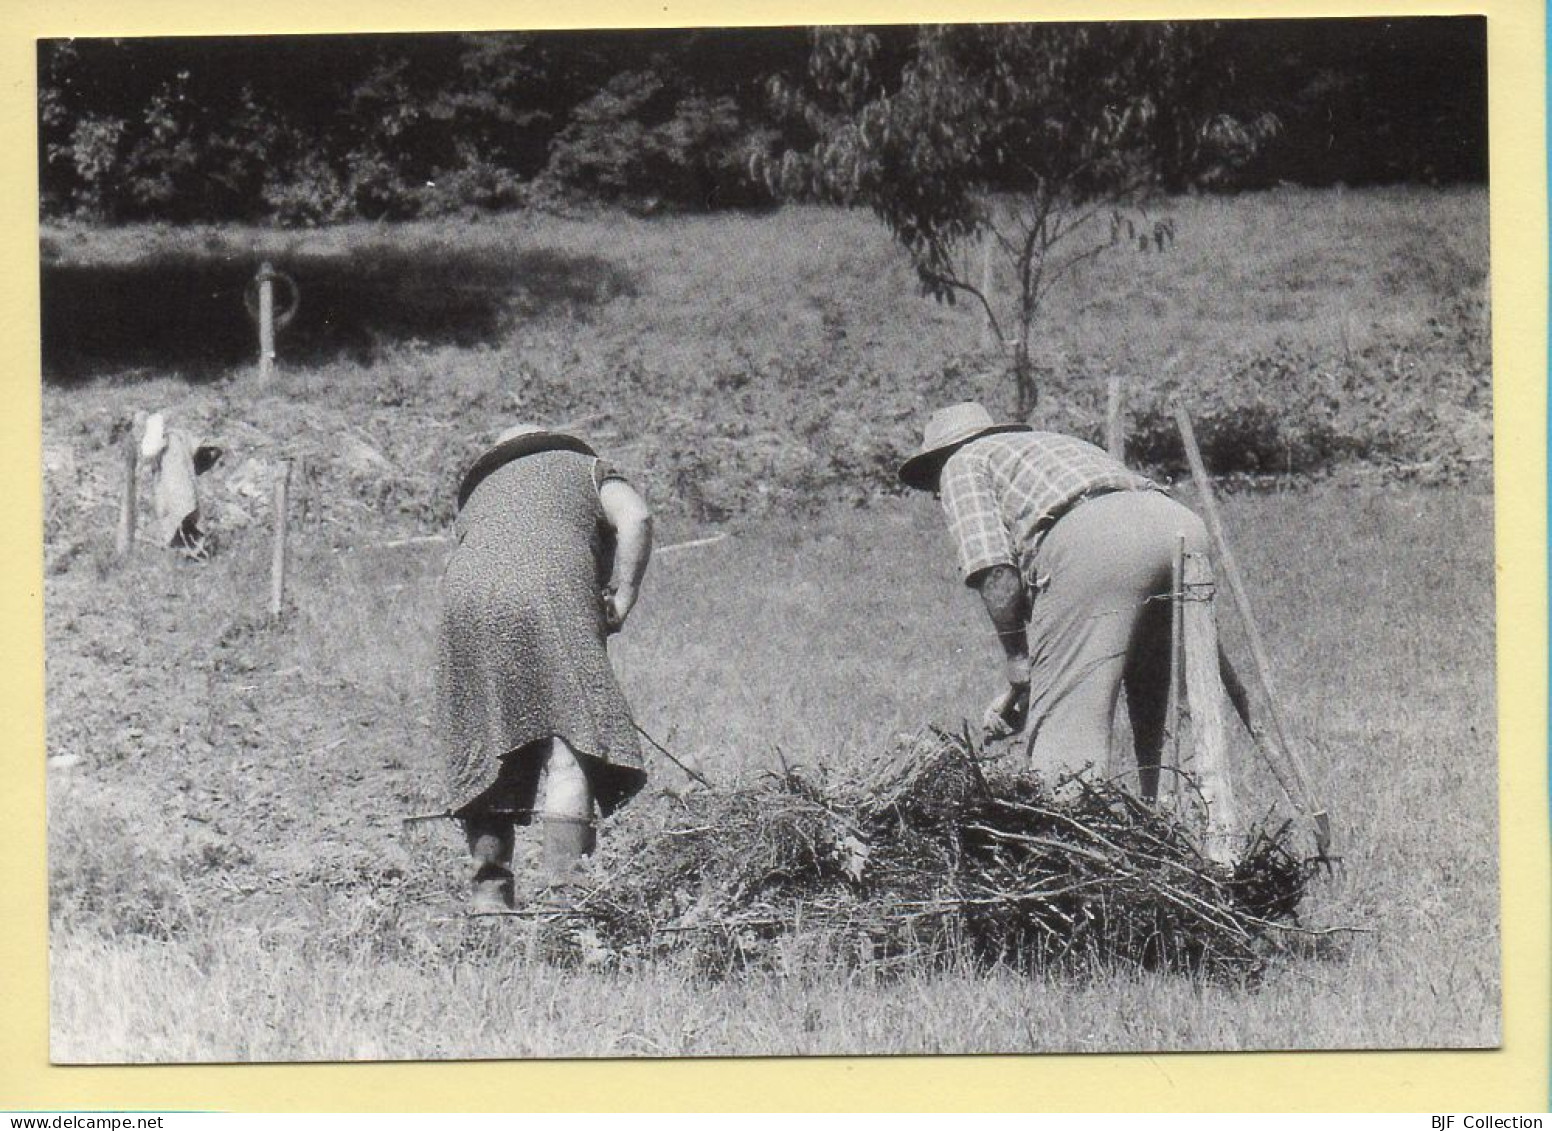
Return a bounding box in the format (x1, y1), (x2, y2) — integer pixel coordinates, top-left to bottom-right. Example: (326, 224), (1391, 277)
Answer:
(438, 422), (653, 913)
(899, 401), (1210, 794)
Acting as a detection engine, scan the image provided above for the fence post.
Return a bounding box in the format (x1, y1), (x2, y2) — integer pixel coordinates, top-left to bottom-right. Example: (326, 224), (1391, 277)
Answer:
(980, 234), (996, 348)
(115, 425), (139, 557)
(1174, 404), (1331, 858)
(270, 458), (292, 621)
(291, 454), (308, 528)
(1165, 532), (1186, 811)
(257, 261), (276, 382)
(1106, 374), (1125, 462)
(1181, 550), (1236, 864)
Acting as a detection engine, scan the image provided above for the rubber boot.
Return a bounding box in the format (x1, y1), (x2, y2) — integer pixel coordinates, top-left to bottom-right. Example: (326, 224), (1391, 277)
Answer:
(538, 815), (596, 902)
(464, 817), (515, 914)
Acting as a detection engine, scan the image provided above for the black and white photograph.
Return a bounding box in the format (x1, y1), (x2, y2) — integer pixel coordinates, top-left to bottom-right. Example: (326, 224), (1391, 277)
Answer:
(38, 18), (1497, 1063)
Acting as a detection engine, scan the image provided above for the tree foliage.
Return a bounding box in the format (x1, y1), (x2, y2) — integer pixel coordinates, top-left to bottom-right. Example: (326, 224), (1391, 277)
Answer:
(762, 23), (1282, 414)
(37, 31), (804, 223)
(37, 20), (1484, 236)
(543, 29), (806, 211)
(1209, 19), (1489, 188)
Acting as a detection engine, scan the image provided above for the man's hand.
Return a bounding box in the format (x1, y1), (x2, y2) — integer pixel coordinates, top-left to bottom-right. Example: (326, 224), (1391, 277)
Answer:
(982, 682), (1030, 741)
(970, 565), (1033, 741)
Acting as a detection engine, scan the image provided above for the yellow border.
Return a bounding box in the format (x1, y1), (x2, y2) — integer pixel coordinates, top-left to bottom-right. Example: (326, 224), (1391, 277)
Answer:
(3, 0), (1545, 1112)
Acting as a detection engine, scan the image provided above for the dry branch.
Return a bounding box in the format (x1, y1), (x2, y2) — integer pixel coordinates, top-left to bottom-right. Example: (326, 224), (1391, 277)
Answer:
(537, 729), (1321, 980)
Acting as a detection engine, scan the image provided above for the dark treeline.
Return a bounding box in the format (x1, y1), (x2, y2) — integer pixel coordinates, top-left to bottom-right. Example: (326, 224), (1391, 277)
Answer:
(38, 18), (1486, 224)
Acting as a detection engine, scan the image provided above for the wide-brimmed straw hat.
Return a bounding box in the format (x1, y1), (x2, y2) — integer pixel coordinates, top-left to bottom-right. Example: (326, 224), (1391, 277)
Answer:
(457, 423), (596, 510)
(898, 401), (1031, 491)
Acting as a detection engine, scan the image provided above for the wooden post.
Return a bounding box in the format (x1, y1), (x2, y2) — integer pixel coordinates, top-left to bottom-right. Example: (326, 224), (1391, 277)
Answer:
(114, 427), (138, 557)
(270, 459), (291, 621)
(292, 454), (307, 528)
(1181, 550), (1236, 864)
(980, 233), (996, 348)
(1174, 405), (1331, 857)
(1165, 532), (1186, 811)
(1106, 374), (1125, 462)
(258, 261), (276, 382)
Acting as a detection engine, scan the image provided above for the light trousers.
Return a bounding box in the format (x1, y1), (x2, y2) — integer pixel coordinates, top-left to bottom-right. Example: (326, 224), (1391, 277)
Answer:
(1023, 489), (1210, 793)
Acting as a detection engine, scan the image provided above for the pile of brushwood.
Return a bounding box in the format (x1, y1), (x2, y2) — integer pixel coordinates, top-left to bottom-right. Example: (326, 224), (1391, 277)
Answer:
(544, 729), (1317, 980)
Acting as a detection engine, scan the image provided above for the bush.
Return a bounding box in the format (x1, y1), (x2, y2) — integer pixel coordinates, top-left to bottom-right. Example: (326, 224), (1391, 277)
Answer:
(544, 72), (771, 211)
(1075, 316), (1489, 486)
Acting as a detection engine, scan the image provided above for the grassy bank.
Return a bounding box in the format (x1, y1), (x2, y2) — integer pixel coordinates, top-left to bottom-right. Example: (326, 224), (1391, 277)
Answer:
(41, 186), (1490, 543)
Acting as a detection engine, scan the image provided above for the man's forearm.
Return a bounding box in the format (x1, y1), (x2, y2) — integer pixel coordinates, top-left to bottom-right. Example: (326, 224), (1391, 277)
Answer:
(976, 564), (1029, 678)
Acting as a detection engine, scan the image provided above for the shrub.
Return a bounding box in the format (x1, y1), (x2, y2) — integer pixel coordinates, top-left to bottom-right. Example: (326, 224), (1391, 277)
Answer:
(544, 72), (770, 211)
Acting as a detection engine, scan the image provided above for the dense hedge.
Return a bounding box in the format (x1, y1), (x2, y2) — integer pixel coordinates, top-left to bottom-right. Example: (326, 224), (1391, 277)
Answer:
(39, 20), (1486, 224)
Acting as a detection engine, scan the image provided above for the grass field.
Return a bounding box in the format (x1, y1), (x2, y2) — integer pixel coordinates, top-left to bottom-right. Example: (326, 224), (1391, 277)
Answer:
(40, 186), (1497, 1060)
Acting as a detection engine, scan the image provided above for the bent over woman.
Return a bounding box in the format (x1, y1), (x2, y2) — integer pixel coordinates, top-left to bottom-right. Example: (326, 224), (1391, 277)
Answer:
(438, 423), (653, 913)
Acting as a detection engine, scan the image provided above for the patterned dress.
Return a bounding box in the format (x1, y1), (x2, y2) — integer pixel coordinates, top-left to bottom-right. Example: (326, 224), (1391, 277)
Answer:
(438, 449), (645, 820)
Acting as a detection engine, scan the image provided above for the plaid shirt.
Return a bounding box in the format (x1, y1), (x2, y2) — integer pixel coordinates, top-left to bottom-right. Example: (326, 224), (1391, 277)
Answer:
(940, 431), (1159, 587)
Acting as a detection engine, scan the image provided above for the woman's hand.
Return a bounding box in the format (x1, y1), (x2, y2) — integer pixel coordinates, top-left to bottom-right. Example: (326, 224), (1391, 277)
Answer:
(599, 479), (652, 636)
(604, 583), (636, 634)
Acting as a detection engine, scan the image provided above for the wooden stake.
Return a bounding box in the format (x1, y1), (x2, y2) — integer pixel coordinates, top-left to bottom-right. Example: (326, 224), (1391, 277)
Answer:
(1106, 374), (1125, 462)
(1165, 532), (1186, 811)
(980, 233), (996, 348)
(1174, 405), (1331, 857)
(115, 427), (138, 557)
(270, 459), (292, 621)
(292, 454), (306, 527)
(1181, 549), (1236, 864)
(258, 261), (276, 382)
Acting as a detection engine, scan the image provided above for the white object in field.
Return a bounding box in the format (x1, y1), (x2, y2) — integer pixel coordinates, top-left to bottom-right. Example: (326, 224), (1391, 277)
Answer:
(655, 532), (729, 555)
(139, 411), (221, 554)
(259, 266), (274, 380)
(244, 262), (299, 381)
(139, 411), (167, 461)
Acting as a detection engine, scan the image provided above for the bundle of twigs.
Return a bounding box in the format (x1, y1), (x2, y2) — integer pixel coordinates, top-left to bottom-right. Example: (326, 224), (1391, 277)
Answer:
(546, 729), (1316, 979)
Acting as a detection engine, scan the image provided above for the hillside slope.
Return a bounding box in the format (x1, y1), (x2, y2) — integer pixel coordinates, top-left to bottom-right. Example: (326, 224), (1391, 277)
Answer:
(42, 187), (1490, 556)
